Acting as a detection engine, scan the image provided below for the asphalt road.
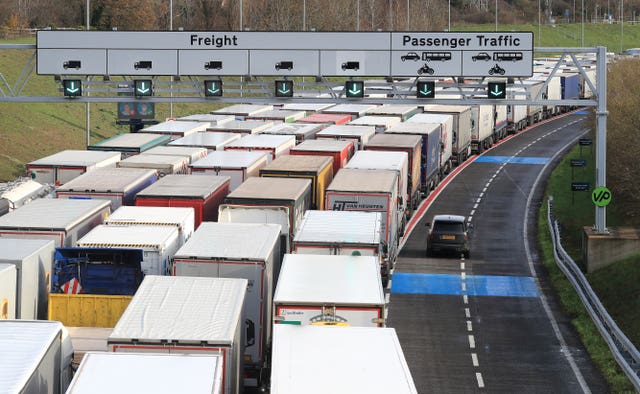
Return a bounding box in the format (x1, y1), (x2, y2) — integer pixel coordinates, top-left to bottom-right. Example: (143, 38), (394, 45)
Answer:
(387, 111), (609, 393)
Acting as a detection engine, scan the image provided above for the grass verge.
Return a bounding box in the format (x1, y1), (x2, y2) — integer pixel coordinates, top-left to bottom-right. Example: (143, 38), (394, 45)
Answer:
(538, 134), (637, 392)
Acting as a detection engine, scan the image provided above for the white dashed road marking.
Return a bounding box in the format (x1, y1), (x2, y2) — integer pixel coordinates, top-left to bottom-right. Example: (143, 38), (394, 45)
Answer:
(476, 372), (485, 388)
(471, 353), (479, 367)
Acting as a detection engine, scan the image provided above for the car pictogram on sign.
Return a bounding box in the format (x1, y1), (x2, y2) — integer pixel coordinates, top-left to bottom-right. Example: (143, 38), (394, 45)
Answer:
(401, 52), (421, 61)
(472, 52), (491, 61)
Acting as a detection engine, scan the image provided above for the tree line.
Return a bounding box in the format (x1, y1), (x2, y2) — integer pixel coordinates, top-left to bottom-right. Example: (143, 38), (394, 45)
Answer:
(3, 0), (640, 35)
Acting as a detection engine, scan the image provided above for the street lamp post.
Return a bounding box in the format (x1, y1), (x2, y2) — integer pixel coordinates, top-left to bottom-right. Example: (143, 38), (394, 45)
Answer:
(495, 0), (498, 31)
(86, 0), (90, 147)
(581, 0), (584, 46)
(620, 0), (624, 53)
(538, 0), (541, 46)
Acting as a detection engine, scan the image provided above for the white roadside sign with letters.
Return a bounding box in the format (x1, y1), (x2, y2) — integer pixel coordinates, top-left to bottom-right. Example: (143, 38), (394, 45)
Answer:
(37, 31), (532, 77)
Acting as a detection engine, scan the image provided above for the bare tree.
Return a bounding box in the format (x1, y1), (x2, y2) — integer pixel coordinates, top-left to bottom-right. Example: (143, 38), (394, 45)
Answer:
(99, 0), (158, 30)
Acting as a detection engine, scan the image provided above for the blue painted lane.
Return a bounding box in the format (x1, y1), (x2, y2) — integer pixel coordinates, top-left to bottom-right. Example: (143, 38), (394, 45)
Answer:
(574, 110), (590, 115)
(391, 273), (540, 298)
(475, 156), (549, 165)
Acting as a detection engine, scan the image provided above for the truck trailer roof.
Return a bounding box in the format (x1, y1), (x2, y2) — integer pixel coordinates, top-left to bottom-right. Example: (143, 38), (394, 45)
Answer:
(28, 150), (121, 167)
(108, 275), (247, 345)
(135, 174), (229, 199)
(326, 168), (396, 193)
(261, 155), (332, 174)
(0, 198), (110, 232)
(67, 352), (223, 394)
(56, 167), (157, 193)
(0, 320), (71, 393)
(271, 325), (417, 394)
(294, 210), (382, 245)
(173, 222), (281, 261)
(226, 177), (311, 201)
(274, 254), (384, 305)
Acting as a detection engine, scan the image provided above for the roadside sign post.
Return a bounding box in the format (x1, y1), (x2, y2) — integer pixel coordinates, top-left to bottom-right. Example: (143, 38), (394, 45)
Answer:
(570, 159), (586, 179)
(571, 182), (590, 205)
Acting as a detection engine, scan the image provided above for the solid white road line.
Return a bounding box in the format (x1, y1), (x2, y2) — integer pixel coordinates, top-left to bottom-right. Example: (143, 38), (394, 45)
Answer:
(523, 129), (592, 394)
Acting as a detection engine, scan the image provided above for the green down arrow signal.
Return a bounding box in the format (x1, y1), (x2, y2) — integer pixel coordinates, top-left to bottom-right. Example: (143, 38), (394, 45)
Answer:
(488, 82), (505, 98)
(278, 83), (291, 95)
(420, 86), (432, 96)
(348, 83), (361, 95)
(137, 82), (150, 94)
(66, 81), (79, 94)
(207, 83), (220, 95)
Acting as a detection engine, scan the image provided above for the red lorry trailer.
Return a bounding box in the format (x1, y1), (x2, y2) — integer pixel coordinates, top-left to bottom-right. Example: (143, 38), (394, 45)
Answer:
(135, 174), (230, 228)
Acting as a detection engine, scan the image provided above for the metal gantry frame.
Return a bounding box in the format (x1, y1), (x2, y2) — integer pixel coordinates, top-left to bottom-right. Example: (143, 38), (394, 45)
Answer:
(0, 45), (608, 232)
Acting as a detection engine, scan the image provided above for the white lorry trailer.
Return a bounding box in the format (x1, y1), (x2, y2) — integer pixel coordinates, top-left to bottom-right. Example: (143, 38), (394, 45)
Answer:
(270, 325), (417, 394)
(273, 254), (385, 327)
(218, 205), (291, 253)
(107, 275), (247, 394)
(344, 150), (409, 235)
(88, 133), (171, 158)
(141, 145), (208, 164)
(223, 177), (311, 250)
(139, 120), (209, 140)
(76, 224), (181, 276)
(0, 320), (73, 394)
(292, 210), (383, 260)
(66, 352), (224, 394)
(55, 167), (158, 210)
(176, 113), (235, 126)
(26, 150), (121, 186)
(0, 198), (110, 247)
(407, 113), (454, 176)
(325, 168), (399, 281)
(105, 206), (195, 246)
(168, 132), (241, 152)
(347, 115), (402, 133)
(171, 222), (282, 385)
(315, 124), (376, 150)
(421, 105), (474, 165)
(471, 104), (495, 154)
(211, 103), (273, 120)
(384, 121), (442, 194)
(0, 264), (16, 319)
(0, 238), (55, 320)
(259, 122), (324, 142)
(207, 120), (275, 135)
(116, 154), (190, 176)
(189, 150), (268, 191)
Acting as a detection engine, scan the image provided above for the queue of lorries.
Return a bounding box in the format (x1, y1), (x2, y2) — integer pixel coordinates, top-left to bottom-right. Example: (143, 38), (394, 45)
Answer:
(0, 58), (597, 394)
